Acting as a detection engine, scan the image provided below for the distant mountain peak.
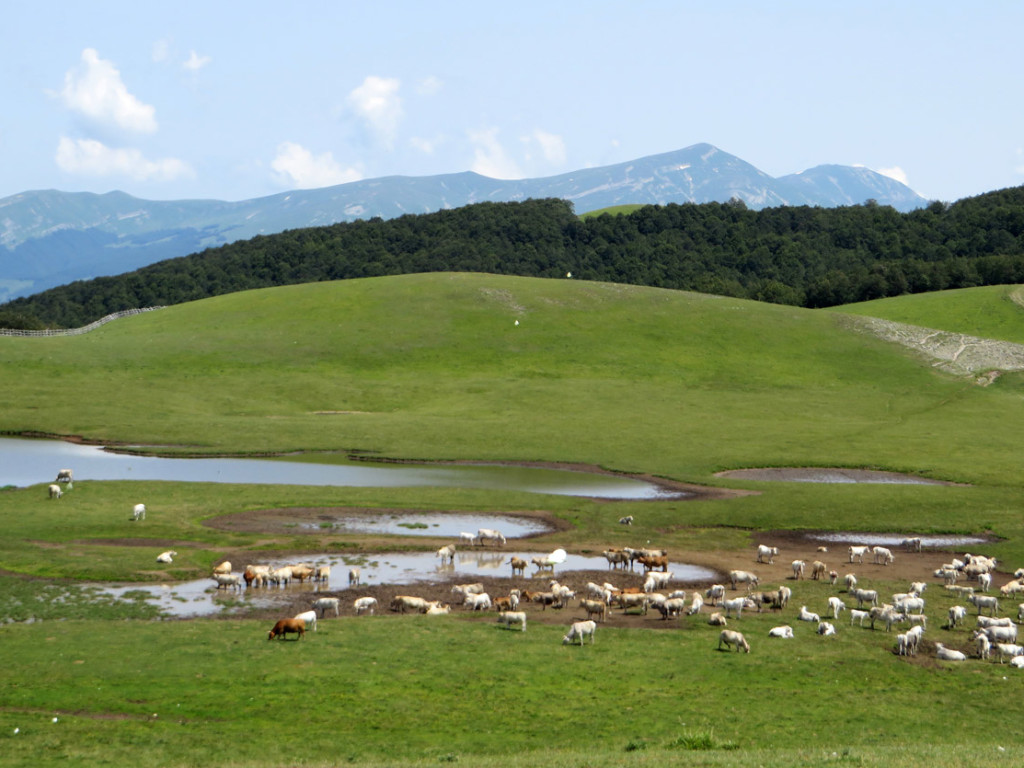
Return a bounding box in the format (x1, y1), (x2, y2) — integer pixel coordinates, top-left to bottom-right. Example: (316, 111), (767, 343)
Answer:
(0, 143), (929, 302)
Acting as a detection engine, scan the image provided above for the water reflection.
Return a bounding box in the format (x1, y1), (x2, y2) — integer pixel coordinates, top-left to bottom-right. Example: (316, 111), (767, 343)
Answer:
(0, 437), (677, 500)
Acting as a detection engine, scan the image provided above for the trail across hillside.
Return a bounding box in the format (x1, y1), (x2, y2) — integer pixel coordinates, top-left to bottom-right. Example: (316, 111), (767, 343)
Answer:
(844, 314), (1024, 383)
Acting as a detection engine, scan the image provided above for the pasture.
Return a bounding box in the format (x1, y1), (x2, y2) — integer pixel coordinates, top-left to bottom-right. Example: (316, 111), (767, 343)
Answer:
(3, 274), (1024, 766)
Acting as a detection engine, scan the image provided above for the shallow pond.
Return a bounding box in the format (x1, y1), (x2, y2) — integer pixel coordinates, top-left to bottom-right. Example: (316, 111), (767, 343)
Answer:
(95, 550), (718, 618)
(807, 532), (989, 548)
(717, 468), (950, 485)
(296, 512), (552, 538)
(0, 437), (677, 500)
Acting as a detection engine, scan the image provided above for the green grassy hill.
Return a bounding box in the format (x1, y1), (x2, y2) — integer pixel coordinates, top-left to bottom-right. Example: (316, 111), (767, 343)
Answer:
(4, 274), (1024, 767)
(836, 284), (1024, 344)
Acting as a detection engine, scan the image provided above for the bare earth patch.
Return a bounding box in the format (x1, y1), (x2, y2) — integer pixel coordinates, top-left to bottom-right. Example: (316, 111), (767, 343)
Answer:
(843, 314), (1024, 381)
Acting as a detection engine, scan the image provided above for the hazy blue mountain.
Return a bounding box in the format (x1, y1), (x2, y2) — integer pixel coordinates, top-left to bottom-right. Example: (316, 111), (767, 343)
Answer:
(0, 143), (928, 301)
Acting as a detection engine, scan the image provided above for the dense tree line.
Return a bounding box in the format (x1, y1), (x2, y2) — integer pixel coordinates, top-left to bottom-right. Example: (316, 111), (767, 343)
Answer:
(5, 187), (1024, 328)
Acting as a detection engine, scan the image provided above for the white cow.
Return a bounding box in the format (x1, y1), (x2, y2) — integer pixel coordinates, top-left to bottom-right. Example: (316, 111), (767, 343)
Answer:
(47, 484), (62, 499)
(354, 596), (378, 615)
(562, 620), (597, 646)
(849, 545), (871, 564)
(756, 545), (778, 564)
(872, 546), (895, 566)
(132, 503), (146, 521)
(156, 550), (177, 564)
(827, 596), (847, 620)
(718, 629), (750, 653)
(436, 544), (456, 565)
(313, 597), (341, 617)
(476, 528), (506, 547)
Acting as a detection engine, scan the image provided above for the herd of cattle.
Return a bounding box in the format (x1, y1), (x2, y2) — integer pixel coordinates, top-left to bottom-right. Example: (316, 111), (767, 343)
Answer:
(47, 469), (1024, 661)
(252, 530), (1024, 665)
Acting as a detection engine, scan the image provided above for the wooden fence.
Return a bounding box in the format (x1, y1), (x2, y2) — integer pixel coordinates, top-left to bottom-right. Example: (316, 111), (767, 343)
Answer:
(0, 307), (165, 337)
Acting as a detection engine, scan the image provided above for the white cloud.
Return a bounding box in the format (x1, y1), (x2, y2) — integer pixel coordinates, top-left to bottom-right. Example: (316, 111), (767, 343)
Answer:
(529, 129), (566, 166)
(182, 50), (212, 72)
(877, 166), (909, 186)
(348, 76), (402, 147)
(468, 127), (522, 179)
(271, 141), (362, 188)
(60, 48), (157, 133)
(55, 137), (192, 181)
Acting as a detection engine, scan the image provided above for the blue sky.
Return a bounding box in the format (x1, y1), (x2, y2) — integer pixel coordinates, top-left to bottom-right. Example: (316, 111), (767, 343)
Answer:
(2, 1), (1022, 204)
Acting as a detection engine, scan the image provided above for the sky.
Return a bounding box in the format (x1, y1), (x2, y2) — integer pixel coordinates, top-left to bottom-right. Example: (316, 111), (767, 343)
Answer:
(2, 1), (1022, 205)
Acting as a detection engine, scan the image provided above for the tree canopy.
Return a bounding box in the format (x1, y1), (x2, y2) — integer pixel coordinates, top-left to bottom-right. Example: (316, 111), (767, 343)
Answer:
(5, 186), (1024, 328)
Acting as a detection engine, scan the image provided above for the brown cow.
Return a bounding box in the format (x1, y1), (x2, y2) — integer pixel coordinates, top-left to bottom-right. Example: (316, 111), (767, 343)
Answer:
(638, 555), (669, 572)
(268, 618), (305, 640)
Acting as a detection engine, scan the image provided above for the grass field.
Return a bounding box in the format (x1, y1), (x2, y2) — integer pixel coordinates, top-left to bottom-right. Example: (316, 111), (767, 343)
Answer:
(2, 274), (1024, 767)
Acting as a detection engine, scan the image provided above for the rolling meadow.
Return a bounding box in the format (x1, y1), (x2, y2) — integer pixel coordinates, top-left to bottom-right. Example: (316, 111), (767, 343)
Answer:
(2, 273), (1024, 767)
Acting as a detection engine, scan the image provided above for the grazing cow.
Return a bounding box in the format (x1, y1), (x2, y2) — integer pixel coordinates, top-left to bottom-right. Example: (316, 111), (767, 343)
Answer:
(390, 595), (429, 614)
(618, 515), (634, 525)
(497, 611), (527, 631)
(55, 468), (74, 487)
(508, 557), (527, 577)
(718, 629), (750, 653)
(562, 620), (597, 646)
(47, 484), (62, 499)
(872, 546), (895, 566)
(476, 528), (506, 547)
(902, 537), (923, 552)
(729, 570), (759, 591)
(459, 532), (478, 546)
(810, 561), (827, 580)
(132, 503), (146, 521)
(268, 618), (305, 640)
(353, 596), (378, 615)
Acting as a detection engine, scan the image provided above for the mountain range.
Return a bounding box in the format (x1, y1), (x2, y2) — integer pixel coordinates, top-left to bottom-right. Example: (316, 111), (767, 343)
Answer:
(0, 143), (928, 302)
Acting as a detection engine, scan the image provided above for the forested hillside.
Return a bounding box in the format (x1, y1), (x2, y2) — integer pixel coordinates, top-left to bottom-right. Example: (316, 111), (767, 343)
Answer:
(4, 186), (1024, 329)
